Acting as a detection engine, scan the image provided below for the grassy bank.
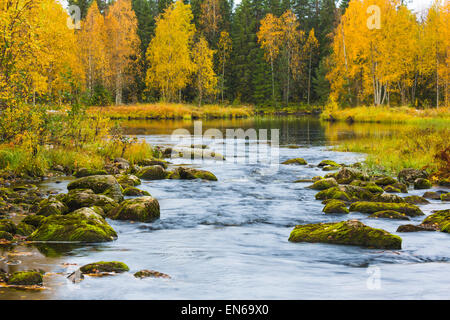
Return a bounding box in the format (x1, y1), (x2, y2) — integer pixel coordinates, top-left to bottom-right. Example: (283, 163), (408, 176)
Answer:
(255, 104), (323, 115)
(321, 105), (450, 124)
(88, 103), (254, 120)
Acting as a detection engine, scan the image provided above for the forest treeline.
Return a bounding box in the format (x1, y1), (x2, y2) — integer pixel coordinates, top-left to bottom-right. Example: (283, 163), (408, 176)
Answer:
(0, 0), (448, 108)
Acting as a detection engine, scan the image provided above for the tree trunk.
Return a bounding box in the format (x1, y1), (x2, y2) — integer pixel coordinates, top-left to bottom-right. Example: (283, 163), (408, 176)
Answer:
(308, 50), (312, 105)
(115, 70), (122, 105)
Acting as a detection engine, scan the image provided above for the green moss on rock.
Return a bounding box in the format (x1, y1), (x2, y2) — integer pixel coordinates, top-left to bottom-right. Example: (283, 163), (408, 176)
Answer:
(167, 167), (218, 181)
(383, 185), (401, 193)
(349, 201), (424, 217)
(36, 198), (68, 217)
(368, 210), (410, 220)
(74, 168), (108, 178)
(318, 160), (340, 168)
(335, 168), (365, 184)
(123, 187), (150, 196)
(414, 178), (432, 190)
(315, 187), (351, 202)
(80, 261), (129, 274)
(370, 193), (405, 203)
(421, 209), (450, 233)
(0, 230), (13, 240)
(282, 158), (307, 165)
(438, 177), (450, 187)
(30, 207), (117, 242)
(115, 174), (141, 188)
(67, 175), (123, 202)
(288, 220), (402, 249)
(108, 196), (160, 223)
(137, 159), (169, 169)
(134, 269), (171, 279)
(422, 191), (441, 200)
(0, 219), (16, 234)
(322, 200), (349, 214)
(7, 271), (43, 286)
(404, 195), (430, 205)
(375, 176), (398, 186)
(308, 178), (338, 190)
(137, 165), (167, 180)
(21, 215), (45, 228)
(441, 193), (450, 201)
(16, 222), (36, 236)
(60, 189), (118, 214)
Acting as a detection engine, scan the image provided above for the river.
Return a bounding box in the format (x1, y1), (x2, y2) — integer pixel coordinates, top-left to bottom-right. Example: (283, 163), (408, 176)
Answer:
(1, 117), (449, 299)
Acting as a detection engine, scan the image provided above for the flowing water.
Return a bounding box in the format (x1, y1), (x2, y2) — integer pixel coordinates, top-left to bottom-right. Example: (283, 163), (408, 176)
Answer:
(1, 117), (449, 300)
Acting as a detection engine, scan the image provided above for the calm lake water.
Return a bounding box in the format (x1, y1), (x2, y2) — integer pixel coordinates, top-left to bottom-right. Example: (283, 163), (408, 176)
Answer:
(1, 117), (449, 300)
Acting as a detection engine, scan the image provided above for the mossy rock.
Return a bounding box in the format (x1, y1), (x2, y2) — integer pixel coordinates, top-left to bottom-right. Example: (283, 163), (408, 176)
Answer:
(294, 179), (314, 183)
(67, 175), (123, 203)
(7, 271), (43, 286)
(308, 178), (338, 190)
(318, 160), (340, 168)
(438, 177), (450, 187)
(21, 215), (45, 228)
(322, 165), (340, 171)
(0, 230), (13, 240)
(398, 168), (429, 184)
(108, 196), (160, 223)
(342, 185), (374, 201)
(414, 178), (432, 190)
(335, 167), (365, 184)
(60, 189), (118, 214)
(441, 193), (450, 201)
(350, 180), (384, 194)
(392, 182), (408, 193)
(167, 167), (218, 181)
(383, 185), (401, 193)
(404, 195), (430, 205)
(0, 219), (16, 234)
(397, 224), (437, 232)
(80, 261), (129, 274)
(315, 187), (351, 202)
(368, 210), (410, 220)
(282, 158), (307, 165)
(123, 187), (150, 197)
(370, 193), (405, 203)
(322, 200), (349, 214)
(349, 201), (424, 217)
(134, 269), (171, 279)
(312, 176), (323, 181)
(137, 159), (169, 169)
(115, 174), (141, 188)
(16, 222), (36, 236)
(288, 220), (402, 249)
(30, 207), (117, 242)
(74, 168), (108, 178)
(137, 165), (167, 180)
(36, 198), (69, 217)
(422, 191), (442, 200)
(421, 209), (450, 233)
(375, 176), (398, 186)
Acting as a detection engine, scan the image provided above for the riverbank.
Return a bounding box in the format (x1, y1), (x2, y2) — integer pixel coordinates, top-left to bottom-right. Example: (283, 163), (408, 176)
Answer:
(320, 105), (450, 124)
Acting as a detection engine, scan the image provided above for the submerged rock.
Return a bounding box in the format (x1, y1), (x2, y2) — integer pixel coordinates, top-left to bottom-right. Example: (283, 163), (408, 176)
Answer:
(289, 220), (402, 249)
(414, 178), (432, 190)
(282, 158), (307, 165)
(308, 178), (338, 190)
(397, 224), (437, 232)
(368, 210), (410, 220)
(108, 196), (160, 222)
(67, 175), (123, 203)
(322, 200), (349, 214)
(167, 167), (218, 181)
(349, 201), (424, 217)
(398, 168), (429, 184)
(137, 165), (167, 180)
(404, 195), (430, 205)
(7, 271), (43, 286)
(30, 207), (117, 242)
(80, 261), (129, 274)
(134, 269), (171, 279)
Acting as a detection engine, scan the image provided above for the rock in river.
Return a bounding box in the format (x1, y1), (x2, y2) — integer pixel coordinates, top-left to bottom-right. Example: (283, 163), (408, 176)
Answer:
(322, 200), (349, 214)
(398, 168), (429, 184)
(67, 175), (124, 203)
(289, 220), (402, 249)
(108, 196), (160, 222)
(59, 189), (118, 214)
(368, 210), (410, 220)
(137, 165), (168, 180)
(30, 207), (117, 242)
(349, 201), (424, 217)
(80, 261), (129, 274)
(282, 158), (307, 165)
(7, 271), (43, 286)
(308, 178), (338, 190)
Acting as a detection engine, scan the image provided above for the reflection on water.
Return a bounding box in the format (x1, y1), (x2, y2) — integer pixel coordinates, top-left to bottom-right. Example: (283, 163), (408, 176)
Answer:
(1, 117), (449, 300)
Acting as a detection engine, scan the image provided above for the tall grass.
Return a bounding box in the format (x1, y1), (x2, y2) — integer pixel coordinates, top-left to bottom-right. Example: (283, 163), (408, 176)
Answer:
(321, 105), (450, 124)
(88, 103), (253, 120)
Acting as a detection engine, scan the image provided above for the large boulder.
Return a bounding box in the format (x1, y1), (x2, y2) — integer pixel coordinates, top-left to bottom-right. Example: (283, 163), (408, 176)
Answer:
(108, 196), (160, 223)
(398, 168), (429, 184)
(59, 189), (118, 214)
(414, 178), (432, 190)
(404, 195), (430, 205)
(30, 207), (117, 242)
(123, 187), (150, 197)
(288, 220), (402, 249)
(167, 167), (218, 181)
(420, 209), (450, 233)
(422, 191), (442, 200)
(374, 176), (398, 186)
(115, 174), (141, 188)
(137, 165), (167, 180)
(349, 201), (424, 217)
(0, 219), (16, 234)
(67, 175), (123, 203)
